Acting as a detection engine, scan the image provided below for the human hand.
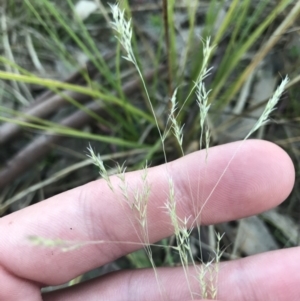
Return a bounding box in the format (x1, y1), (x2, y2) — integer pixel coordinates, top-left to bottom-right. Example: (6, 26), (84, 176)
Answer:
(0, 140), (296, 301)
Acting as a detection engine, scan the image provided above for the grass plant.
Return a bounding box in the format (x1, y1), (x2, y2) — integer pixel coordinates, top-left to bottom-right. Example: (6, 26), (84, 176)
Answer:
(83, 3), (289, 299)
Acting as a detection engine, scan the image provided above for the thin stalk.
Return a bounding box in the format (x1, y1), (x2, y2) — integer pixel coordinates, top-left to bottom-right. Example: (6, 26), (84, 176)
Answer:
(162, 0), (173, 97)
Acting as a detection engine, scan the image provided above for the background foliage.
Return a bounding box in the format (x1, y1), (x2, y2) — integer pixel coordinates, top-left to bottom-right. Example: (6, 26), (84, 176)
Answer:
(0, 0), (299, 290)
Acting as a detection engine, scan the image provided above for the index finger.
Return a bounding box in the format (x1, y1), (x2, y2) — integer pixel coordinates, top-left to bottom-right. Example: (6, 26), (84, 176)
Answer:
(0, 140), (294, 285)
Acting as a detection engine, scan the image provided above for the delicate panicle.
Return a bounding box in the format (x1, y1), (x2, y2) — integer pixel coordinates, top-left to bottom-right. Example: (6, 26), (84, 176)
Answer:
(132, 164), (150, 231)
(116, 162), (127, 183)
(170, 87), (179, 116)
(109, 3), (135, 64)
(109, 2), (165, 160)
(169, 88), (184, 151)
(195, 38), (214, 151)
(247, 76), (289, 138)
(196, 81), (211, 130)
(87, 144), (113, 191)
(197, 37), (215, 83)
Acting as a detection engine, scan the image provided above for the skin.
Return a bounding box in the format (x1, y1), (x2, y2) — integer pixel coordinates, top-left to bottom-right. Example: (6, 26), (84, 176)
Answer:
(0, 140), (296, 301)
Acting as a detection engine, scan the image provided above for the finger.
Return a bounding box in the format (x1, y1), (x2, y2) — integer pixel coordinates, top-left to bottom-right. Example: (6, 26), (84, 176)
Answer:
(42, 247), (300, 301)
(0, 265), (41, 301)
(0, 140), (294, 285)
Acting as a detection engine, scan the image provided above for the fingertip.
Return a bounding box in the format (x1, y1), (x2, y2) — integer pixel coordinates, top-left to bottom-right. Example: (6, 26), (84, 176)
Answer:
(171, 139), (295, 224)
(247, 140), (295, 205)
